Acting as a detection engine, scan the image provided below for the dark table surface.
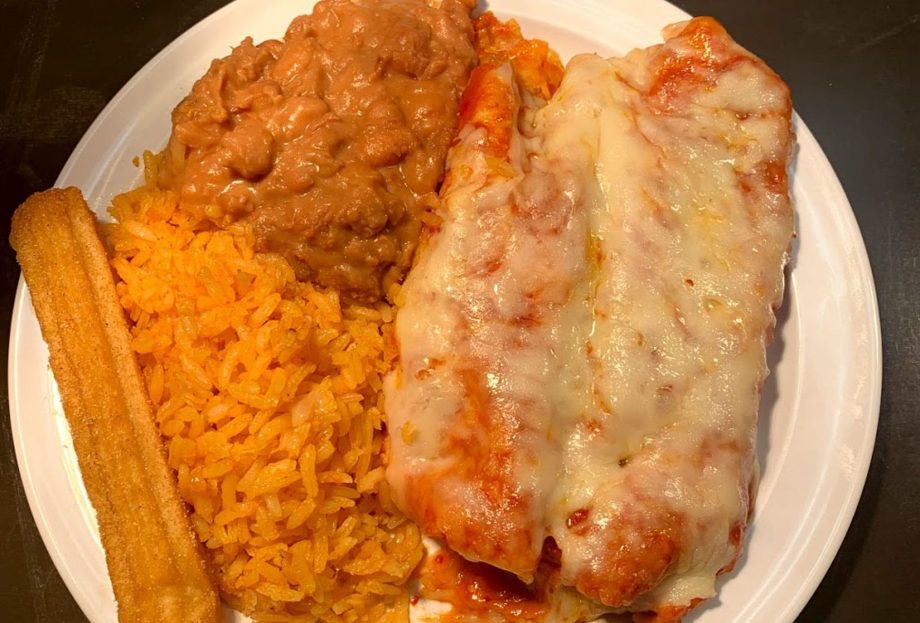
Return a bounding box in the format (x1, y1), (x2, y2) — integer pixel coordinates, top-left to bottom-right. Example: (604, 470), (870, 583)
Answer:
(1, 0), (917, 621)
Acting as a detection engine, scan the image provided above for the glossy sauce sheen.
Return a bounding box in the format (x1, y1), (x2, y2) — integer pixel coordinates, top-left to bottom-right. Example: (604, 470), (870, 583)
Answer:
(419, 546), (549, 622)
(386, 17), (794, 621)
(158, 0), (476, 301)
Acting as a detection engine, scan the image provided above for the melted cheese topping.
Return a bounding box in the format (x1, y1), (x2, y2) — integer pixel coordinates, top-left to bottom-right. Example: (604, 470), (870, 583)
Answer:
(386, 17), (793, 618)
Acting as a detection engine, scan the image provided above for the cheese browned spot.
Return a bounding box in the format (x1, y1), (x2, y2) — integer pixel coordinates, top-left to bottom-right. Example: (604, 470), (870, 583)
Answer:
(386, 16), (793, 620)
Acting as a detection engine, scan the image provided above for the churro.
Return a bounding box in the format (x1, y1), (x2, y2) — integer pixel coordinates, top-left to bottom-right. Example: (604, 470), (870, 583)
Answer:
(10, 188), (221, 623)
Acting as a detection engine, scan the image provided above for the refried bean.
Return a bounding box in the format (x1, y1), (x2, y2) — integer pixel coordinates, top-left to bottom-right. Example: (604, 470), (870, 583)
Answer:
(157, 0), (477, 301)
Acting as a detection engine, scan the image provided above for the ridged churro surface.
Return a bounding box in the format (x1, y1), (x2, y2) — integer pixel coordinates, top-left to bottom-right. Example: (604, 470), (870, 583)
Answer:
(10, 188), (221, 623)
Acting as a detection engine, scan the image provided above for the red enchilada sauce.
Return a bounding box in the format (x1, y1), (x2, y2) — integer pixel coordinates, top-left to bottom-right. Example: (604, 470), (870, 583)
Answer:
(416, 545), (698, 623)
(418, 547), (549, 622)
(158, 0), (476, 301)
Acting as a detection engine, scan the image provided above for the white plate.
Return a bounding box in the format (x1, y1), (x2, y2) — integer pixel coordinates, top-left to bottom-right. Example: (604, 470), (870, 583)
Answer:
(8, 1), (882, 622)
